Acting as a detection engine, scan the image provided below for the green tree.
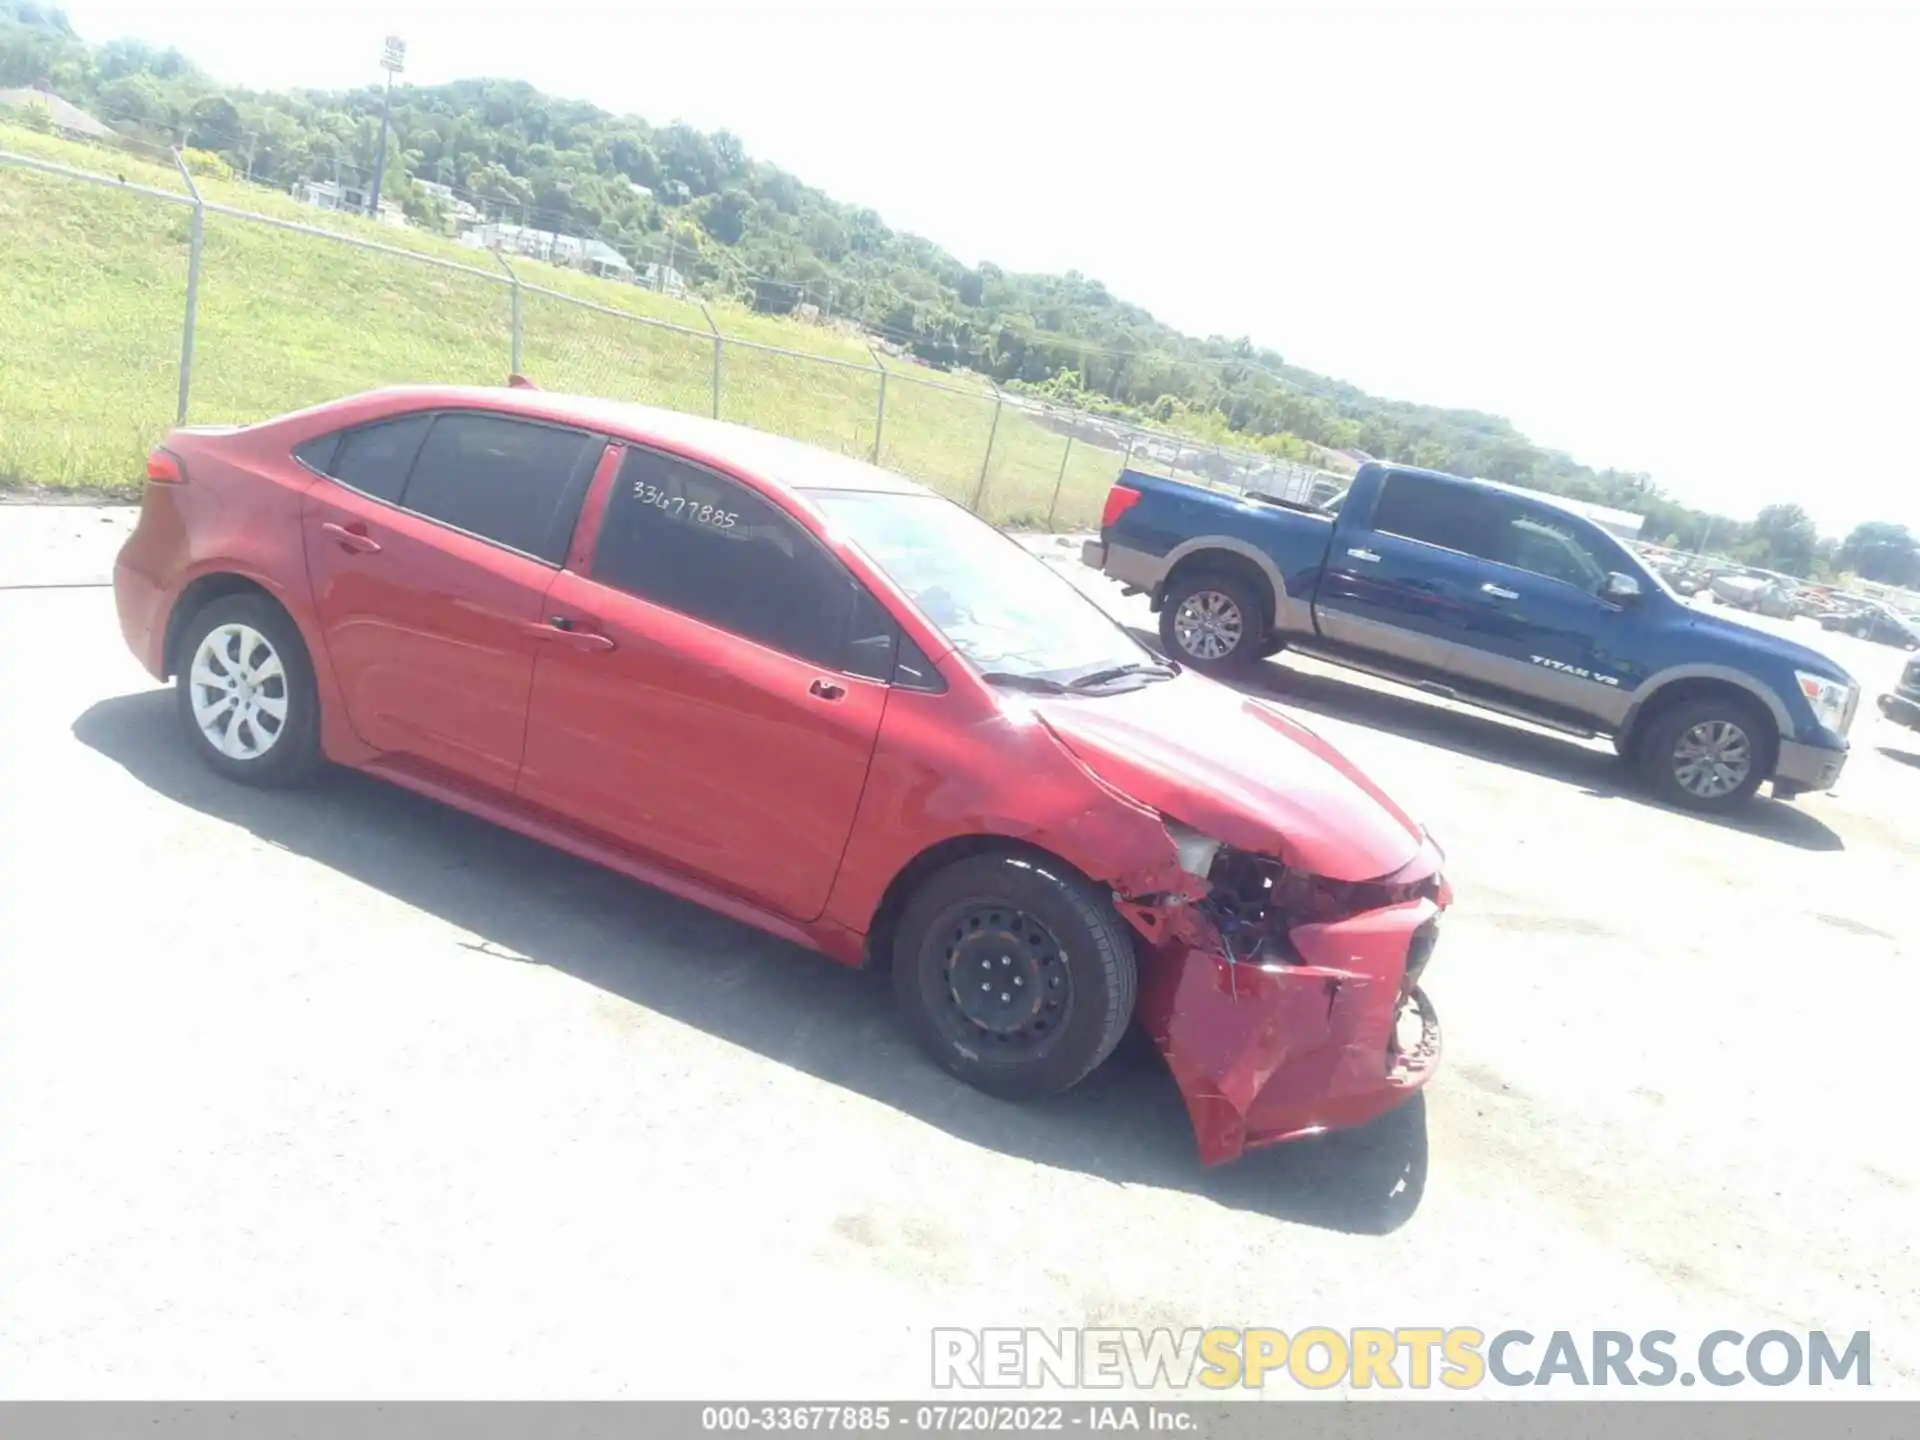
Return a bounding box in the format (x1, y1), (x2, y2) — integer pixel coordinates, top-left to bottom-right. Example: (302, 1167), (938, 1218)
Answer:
(1749, 502), (1819, 576)
(1836, 521), (1920, 585)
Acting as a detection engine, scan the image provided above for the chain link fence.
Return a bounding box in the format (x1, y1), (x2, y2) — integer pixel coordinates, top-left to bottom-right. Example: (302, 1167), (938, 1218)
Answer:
(2, 144), (1345, 530)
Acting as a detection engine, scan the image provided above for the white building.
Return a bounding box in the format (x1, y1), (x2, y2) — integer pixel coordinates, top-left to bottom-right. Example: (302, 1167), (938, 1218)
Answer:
(460, 221), (635, 280)
(638, 261), (688, 297)
(291, 178), (407, 229)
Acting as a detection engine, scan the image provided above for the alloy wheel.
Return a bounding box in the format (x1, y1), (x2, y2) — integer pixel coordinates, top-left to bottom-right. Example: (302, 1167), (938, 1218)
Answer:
(1173, 590), (1244, 661)
(188, 623), (289, 761)
(1671, 719), (1752, 799)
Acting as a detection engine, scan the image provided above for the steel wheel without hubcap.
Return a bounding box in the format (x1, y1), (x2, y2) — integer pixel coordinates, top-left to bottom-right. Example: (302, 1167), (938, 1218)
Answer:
(1173, 590), (1244, 661)
(1671, 718), (1752, 800)
(188, 623), (289, 761)
(933, 903), (1072, 1058)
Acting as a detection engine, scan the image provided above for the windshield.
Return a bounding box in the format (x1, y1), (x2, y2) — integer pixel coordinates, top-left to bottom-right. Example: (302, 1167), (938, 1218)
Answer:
(811, 490), (1156, 683)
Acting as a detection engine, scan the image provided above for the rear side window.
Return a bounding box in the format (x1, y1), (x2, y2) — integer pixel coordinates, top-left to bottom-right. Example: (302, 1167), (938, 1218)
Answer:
(401, 414), (597, 563)
(1369, 472), (1498, 556)
(324, 415), (434, 503)
(591, 447), (865, 668)
(293, 433), (339, 475)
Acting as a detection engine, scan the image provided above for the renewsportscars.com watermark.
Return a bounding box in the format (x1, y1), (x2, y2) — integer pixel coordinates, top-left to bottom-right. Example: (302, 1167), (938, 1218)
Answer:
(933, 1327), (1873, 1391)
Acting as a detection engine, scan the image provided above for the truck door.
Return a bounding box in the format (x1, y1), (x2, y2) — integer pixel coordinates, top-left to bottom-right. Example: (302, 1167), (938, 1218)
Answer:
(1314, 469), (1494, 674)
(1439, 492), (1647, 726)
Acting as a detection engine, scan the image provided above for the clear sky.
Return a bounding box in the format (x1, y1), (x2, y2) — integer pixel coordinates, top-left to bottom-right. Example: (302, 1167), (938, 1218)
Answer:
(57, 0), (1920, 536)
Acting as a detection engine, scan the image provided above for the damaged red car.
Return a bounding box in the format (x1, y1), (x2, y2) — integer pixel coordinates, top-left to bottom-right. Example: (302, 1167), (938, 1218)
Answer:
(113, 385), (1449, 1164)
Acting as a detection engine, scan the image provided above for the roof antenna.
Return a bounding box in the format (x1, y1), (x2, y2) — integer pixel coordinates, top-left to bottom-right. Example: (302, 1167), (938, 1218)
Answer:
(507, 373), (539, 390)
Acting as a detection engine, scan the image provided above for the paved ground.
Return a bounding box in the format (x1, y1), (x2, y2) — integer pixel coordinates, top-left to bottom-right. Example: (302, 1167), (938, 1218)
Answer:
(1, 509), (1914, 1398)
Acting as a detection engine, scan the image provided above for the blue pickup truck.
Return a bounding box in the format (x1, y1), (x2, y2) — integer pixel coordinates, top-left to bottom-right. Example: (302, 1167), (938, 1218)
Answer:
(1081, 461), (1858, 812)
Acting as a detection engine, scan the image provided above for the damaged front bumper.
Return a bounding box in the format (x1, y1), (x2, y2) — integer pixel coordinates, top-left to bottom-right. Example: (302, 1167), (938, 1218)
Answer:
(1129, 887), (1445, 1167)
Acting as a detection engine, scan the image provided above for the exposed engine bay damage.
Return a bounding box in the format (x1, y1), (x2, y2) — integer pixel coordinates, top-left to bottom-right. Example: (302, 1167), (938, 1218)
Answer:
(1104, 822), (1447, 1166)
(1019, 711), (1448, 1165)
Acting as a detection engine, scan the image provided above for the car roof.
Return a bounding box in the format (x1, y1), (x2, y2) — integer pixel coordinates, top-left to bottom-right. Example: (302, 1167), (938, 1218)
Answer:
(347, 384), (936, 500)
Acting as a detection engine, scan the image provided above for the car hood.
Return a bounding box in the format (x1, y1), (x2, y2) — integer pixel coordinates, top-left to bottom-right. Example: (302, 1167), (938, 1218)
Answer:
(1027, 673), (1425, 883)
(1680, 608), (1857, 683)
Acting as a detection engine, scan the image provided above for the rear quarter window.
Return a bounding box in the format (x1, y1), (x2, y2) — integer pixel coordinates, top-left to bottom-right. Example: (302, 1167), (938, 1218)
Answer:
(319, 415), (435, 503)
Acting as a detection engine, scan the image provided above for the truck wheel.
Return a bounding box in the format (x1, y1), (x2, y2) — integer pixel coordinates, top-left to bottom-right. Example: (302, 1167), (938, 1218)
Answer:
(1160, 571), (1265, 676)
(892, 851), (1138, 1102)
(1637, 696), (1771, 813)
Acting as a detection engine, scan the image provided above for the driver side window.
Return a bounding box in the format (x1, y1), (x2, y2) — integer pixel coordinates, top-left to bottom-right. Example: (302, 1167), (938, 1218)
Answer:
(1488, 499), (1612, 593)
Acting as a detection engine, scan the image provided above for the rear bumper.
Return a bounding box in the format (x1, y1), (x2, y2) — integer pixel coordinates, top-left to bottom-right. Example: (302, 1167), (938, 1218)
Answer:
(1878, 690), (1920, 732)
(1773, 736), (1848, 791)
(1080, 539), (1106, 570)
(1135, 897), (1442, 1166)
(112, 554), (169, 680)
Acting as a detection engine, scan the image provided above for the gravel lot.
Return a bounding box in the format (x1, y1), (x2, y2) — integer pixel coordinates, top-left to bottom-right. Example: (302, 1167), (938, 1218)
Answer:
(1, 507), (1914, 1398)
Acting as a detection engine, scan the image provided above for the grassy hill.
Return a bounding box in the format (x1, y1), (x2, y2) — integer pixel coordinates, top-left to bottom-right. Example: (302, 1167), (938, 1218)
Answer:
(0, 123), (1177, 528)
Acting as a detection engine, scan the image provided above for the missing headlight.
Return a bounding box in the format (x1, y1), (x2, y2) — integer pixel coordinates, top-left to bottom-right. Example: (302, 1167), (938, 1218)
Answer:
(1159, 816), (1224, 879)
(1198, 846), (1441, 964)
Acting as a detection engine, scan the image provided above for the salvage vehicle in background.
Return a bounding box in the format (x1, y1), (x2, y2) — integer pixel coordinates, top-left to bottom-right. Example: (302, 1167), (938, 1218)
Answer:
(1878, 655), (1920, 735)
(1821, 600), (1920, 649)
(1081, 462), (1858, 811)
(1708, 572), (1800, 619)
(112, 385), (1450, 1166)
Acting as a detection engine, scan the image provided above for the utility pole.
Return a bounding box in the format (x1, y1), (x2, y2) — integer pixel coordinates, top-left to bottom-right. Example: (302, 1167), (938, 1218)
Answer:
(368, 35), (406, 220)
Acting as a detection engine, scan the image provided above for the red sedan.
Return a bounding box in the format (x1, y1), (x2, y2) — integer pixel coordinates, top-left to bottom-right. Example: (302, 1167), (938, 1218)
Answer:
(113, 385), (1448, 1165)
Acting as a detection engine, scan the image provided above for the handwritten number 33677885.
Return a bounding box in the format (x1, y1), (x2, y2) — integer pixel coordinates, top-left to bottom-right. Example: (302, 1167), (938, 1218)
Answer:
(633, 481), (738, 530)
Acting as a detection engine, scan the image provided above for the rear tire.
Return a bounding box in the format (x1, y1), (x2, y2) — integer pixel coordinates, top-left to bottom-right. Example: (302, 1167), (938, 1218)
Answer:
(1636, 695), (1771, 813)
(1159, 570), (1266, 676)
(892, 851), (1138, 1101)
(172, 593), (322, 788)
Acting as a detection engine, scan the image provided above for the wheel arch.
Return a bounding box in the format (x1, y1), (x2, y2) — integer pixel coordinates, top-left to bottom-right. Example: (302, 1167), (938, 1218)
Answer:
(158, 566), (371, 766)
(859, 833), (1108, 972)
(1157, 539), (1285, 628)
(161, 571), (285, 678)
(1619, 670), (1786, 771)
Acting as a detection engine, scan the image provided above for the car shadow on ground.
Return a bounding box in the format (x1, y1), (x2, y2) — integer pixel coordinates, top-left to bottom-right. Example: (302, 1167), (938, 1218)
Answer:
(73, 689), (1428, 1236)
(1123, 627), (1845, 853)
(1878, 745), (1920, 771)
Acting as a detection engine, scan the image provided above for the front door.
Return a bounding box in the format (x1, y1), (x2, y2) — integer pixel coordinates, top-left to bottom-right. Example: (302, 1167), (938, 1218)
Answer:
(517, 446), (891, 922)
(299, 410), (602, 794)
(1442, 494), (1646, 725)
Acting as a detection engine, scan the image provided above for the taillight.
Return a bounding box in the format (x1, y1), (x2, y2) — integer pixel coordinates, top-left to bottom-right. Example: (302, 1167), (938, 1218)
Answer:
(1100, 483), (1142, 530)
(146, 449), (185, 484)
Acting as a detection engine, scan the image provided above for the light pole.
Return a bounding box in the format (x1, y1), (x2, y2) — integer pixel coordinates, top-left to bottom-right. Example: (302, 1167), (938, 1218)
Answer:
(368, 35), (406, 220)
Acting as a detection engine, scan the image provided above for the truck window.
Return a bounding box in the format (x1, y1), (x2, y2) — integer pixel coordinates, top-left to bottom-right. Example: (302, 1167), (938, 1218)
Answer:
(1369, 472), (1496, 554)
(1499, 510), (1610, 593)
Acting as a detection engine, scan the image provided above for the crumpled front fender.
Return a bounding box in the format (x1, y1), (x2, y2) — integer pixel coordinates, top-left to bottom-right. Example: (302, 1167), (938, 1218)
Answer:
(1133, 898), (1442, 1165)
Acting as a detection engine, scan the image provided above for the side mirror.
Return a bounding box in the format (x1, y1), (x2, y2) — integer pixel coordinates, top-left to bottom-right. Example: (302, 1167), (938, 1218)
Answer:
(1603, 572), (1642, 603)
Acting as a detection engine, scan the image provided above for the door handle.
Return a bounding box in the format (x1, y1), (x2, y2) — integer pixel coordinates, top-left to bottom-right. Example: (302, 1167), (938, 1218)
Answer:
(529, 616), (614, 652)
(1480, 583), (1520, 601)
(809, 678), (847, 701)
(1346, 547), (1381, 563)
(320, 521), (381, 554)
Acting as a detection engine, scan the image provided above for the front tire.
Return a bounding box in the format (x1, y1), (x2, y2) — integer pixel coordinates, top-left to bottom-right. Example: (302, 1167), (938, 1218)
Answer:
(1637, 696), (1771, 813)
(173, 593), (322, 788)
(892, 851), (1138, 1101)
(1159, 570), (1265, 676)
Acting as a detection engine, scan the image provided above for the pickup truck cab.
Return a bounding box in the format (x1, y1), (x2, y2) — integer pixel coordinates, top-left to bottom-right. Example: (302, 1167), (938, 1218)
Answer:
(1082, 462), (1858, 812)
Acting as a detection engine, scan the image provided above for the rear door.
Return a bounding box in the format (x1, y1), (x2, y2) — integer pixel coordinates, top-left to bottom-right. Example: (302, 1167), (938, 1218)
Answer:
(300, 410), (602, 794)
(517, 446), (893, 922)
(1313, 470), (1493, 672)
